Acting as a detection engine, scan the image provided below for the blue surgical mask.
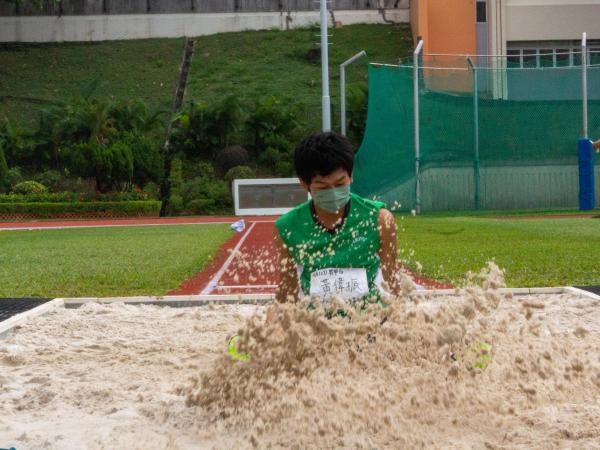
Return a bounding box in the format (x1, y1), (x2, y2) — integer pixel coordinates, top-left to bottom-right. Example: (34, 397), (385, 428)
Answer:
(312, 185), (351, 213)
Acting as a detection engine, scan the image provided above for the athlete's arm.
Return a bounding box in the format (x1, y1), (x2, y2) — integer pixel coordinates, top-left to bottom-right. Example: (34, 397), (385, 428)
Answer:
(593, 139), (600, 151)
(378, 208), (402, 296)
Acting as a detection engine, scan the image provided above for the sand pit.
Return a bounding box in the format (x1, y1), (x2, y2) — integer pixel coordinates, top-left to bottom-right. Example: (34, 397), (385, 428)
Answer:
(1, 273), (600, 449)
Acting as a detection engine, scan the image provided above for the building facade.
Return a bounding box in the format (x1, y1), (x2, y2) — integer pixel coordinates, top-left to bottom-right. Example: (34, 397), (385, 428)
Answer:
(411, 0), (600, 63)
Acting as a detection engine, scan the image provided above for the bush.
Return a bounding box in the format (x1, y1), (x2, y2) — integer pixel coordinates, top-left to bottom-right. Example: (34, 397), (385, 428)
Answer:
(64, 141), (134, 192)
(0, 201), (161, 219)
(168, 194), (184, 214)
(216, 145), (249, 171)
(142, 182), (160, 200)
(0, 192), (148, 203)
(0, 192), (77, 203)
(5, 167), (23, 189)
(167, 158), (185, 215)
(182, 176), (231, 215)
(34, 170), (63, 193)
(247, 96), (301, 152)
(184, 160), (215, 180)
(0, 146), (8, 192)
(171, 96), (244, 158)
(258, 147), (281, 168)
(120, 132), (164, 187)
(224, 165), (256, 184)
(12, 180), (48, 195)
(346, 84), (368, 145)
(274, 161), (293, 177)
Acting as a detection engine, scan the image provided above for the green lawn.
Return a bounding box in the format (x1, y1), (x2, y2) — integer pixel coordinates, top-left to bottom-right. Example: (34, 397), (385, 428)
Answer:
(0, 224), (231, 298)
(397, 215), (600, 287)
(186, 23), (413, 132)
(0, 39), (184, 126)
(0, 24), (411, 132)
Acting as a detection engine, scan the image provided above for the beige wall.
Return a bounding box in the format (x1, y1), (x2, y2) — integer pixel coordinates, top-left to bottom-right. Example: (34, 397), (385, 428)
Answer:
(0, 9), (409, 42)
(505, 0), (600, 41)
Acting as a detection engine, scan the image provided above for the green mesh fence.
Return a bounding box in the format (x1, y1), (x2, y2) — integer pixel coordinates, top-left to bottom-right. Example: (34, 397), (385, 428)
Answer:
(353, 59), (600, 211)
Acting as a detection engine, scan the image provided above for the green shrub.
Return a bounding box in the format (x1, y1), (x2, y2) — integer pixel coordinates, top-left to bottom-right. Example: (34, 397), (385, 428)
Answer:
(12, 180), (48, 195)
(247, 96), (301, 152)
(0, 192), (147, 203)
(168, 194), (184, 214)
(0, 146), (8, 192)
(120, 132), (164, 187)
(258, 147), (281, 168)
(184, 160), (215, 180)
(34, 170), (63, 193)
(64, 141), (134, 192)
(142, 182), (160, 200)
(5, 167), (23, 189)
(346, 84), (368, 146)
(172, 96), (244, 158)
(0, 192), (76, 203)
(224, 165), (256, 184)
(0, 201), (161, 218)
(216, 145), (249, 171)
(274, 161), (293, 177)
(169, 159), (184, 196)
(182, 176), (231, 215)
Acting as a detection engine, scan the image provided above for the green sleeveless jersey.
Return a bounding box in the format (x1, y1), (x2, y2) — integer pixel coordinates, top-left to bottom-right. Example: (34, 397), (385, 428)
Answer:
(275, 192), (386, 301)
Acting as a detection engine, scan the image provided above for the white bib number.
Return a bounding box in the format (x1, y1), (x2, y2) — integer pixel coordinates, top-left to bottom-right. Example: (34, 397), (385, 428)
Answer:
(309, 268), (369, 302)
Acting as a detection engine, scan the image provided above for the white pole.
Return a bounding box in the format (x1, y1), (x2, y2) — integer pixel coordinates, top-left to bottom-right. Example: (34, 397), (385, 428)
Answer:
(413, 39), (424, 214)
(320, 0), (331, 132)
(582, 32), (588, 138)
(340, 50), (367, 136)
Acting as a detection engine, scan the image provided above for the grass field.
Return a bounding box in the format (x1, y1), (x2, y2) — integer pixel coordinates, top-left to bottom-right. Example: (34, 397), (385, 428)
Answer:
(0, 24), (412, 131)
(186, 24), (412, 132)
(0, 39), (184, 126)
(0, 224), (231, 298)
(397, 215), (600, 287)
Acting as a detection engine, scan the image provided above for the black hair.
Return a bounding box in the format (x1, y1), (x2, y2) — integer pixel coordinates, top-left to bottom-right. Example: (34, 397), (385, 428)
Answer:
(294, 132), (355, 185)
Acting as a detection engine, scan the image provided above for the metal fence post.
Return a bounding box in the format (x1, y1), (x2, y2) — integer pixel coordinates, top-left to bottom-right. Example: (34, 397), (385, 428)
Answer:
(340, 50), (367, 136)
(467, 56), (481, 210)
(414, 39), (424, 214)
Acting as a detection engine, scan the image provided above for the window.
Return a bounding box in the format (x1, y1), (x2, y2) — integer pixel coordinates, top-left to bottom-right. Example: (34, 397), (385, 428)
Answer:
(476, 1), (487, 23)
(540, 49), (553, 67)
(555, 49), (570, 67)
(507, 41), (597, 68)
(507, 49), (521, 68)
(522, 49), (537, 68)
(590, 48), (600, 65)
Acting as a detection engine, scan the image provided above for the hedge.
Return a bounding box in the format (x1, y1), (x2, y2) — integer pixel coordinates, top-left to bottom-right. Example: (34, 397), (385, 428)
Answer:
(0, 201), (161, 220)
(0, 192), (149, 203)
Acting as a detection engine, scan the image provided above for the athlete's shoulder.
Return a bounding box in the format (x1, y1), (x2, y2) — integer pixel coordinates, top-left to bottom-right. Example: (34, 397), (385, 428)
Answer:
(275, 199), (311, 231)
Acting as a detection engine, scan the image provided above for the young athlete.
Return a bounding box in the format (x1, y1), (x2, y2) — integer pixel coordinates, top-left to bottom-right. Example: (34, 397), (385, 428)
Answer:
(273, 132), (401, 311)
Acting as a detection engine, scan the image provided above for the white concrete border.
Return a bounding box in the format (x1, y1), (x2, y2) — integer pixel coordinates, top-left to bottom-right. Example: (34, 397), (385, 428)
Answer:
(0, 9), (409, 43)
(0, 286), (591, 338)
(0, 298), (64, 339)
